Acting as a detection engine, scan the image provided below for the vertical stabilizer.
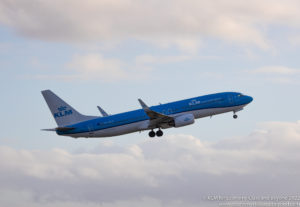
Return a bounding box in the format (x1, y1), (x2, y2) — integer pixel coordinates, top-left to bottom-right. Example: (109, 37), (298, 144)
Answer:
(41, 90), (97, 126)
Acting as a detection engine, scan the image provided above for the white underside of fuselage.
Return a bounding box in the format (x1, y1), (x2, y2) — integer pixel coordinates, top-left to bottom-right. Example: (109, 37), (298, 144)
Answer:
(66, 105), (246, 138)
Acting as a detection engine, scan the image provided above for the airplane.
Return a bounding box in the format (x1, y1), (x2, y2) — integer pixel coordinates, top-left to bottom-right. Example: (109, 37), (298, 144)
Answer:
(41, 90), (253, 138)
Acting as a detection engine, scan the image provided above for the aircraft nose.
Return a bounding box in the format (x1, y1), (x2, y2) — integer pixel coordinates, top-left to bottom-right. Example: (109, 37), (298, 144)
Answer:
(246, 95), (253, 104)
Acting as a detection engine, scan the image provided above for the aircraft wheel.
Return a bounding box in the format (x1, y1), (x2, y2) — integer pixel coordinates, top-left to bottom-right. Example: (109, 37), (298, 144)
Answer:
(156, 129), (163, 137)
(149, 130), (156, 138)
(233, 114), (238, 119)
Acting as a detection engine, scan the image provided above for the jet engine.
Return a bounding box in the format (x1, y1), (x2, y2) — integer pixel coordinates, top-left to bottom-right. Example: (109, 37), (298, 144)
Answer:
(174, 114), (195, 128)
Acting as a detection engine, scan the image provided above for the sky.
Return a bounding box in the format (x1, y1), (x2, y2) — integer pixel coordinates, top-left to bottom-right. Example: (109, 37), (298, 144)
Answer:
(0, 0), (300, 206)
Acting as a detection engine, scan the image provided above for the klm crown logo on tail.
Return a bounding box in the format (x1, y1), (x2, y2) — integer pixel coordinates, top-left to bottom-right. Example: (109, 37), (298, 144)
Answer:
(54, 106), (73, 118)
(42, 90), (97, 126)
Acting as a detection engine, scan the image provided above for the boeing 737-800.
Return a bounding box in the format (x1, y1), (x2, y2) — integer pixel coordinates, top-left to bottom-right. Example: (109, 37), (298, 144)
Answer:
(41, 90), (253, 138)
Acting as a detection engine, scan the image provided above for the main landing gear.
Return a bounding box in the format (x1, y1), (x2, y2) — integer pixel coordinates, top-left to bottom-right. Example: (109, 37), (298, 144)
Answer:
(149, 130), (155, 137)
(148, 129), (163, 138)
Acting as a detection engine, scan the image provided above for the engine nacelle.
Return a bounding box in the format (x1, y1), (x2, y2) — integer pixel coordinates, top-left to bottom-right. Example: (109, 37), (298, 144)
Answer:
(174, 114), (195, 128)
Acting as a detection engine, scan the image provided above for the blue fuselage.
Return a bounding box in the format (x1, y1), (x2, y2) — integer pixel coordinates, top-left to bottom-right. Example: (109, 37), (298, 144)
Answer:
(57, 92), (253, 138)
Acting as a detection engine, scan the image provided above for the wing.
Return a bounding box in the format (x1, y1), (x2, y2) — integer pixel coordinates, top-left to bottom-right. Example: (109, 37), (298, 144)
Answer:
(138, 99), (174, 128)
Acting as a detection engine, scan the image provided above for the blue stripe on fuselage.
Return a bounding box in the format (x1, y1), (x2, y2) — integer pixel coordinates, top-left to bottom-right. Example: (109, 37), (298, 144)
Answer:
(57, 92), (246, 135)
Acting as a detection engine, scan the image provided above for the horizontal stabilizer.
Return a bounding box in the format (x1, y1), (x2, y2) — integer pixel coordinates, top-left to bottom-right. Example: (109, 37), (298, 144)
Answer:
(41, 127), (75, 132)
(97, 106), (109, 116)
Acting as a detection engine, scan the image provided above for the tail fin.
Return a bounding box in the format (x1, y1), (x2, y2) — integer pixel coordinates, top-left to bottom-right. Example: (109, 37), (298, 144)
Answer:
(41, 90), (97, 126)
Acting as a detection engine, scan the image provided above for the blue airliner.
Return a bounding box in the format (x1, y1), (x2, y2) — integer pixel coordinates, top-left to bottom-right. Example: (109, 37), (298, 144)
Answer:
(41, 90), (253, 138)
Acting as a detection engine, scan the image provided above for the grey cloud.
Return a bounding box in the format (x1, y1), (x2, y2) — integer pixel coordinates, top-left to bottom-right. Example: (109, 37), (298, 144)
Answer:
(0, 121), (300, 206)
(1, 0), (300, 50)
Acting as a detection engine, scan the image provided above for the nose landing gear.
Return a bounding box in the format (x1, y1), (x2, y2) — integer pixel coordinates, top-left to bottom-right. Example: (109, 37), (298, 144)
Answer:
(233, 108), (243, 119)
(233, 112), (238, 119)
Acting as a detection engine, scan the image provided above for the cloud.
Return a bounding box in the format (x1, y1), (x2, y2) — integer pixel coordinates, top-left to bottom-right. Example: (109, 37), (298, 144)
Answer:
(31, 53), (151, 82)
(248, 65), (300, 84)
(1, 121), (300, 206)
(1, 0), (300, 51)
(135, 54), (193, 65)
(289, 36), (300, 46)
(251, 66), (300, 75)
(31, 53), (197, 82)
(66, 54), (129, 81)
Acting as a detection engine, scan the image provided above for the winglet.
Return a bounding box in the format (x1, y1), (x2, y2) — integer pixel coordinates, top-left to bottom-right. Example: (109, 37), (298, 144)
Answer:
(138, 99), (149, 110)
(138, 99), (172, 122)
(97, 106), (109, 116)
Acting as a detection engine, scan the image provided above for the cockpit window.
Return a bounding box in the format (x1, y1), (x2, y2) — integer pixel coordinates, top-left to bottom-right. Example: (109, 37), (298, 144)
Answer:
(237, 93), (244, 97)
